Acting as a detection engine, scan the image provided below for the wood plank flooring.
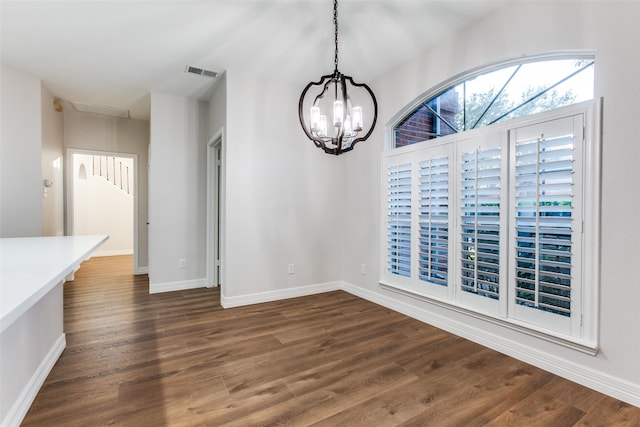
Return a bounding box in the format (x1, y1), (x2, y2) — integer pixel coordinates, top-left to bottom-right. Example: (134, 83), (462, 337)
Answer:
(22, 255), (640, 426)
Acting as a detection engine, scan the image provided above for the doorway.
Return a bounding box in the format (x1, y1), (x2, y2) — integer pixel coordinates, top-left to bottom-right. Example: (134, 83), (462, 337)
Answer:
(206, 130), (225, 288)
(66, 149), (140, 274)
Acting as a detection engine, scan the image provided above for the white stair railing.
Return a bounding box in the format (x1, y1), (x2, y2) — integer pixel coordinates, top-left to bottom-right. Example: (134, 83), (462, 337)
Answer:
(92, 155), (131, 195)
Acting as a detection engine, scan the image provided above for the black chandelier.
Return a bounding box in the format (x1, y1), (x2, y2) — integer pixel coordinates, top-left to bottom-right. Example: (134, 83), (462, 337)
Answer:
(298, 0), (378, 155)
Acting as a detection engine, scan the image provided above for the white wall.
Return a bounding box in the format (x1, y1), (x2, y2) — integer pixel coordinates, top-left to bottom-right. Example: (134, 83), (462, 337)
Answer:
(148, 93), (208, 291)
(342, 1), (640, 405)
(0, 64), (42, 237)
(218, 69), (344, 305)
(41, 85), (64, 237)
(73, 154), (134, 256)
(63, 109), (149, 271)
(207, 72), (226, 139)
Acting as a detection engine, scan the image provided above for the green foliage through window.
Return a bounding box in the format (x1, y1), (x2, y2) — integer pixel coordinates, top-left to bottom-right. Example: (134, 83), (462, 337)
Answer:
(394, 58), (594, 148)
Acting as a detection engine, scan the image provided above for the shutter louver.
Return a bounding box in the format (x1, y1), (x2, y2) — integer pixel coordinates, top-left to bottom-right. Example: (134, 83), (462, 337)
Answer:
(460, 147), (501, 300)
(387, 163), (412, 278)
(419, 156), (449, 286)
(514, 134), (574, 317)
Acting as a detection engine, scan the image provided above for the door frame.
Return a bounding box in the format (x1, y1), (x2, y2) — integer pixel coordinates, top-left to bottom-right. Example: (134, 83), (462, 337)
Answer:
(206, 128), (225, 289)
(65, 148), (141, 274)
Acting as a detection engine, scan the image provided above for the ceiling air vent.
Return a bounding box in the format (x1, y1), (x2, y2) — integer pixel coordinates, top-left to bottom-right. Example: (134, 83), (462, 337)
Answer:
(185, 65), (218, 78)
(70, 101), (130, 119)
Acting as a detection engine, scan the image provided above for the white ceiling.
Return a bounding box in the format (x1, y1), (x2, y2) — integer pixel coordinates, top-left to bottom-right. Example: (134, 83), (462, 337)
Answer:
(1, 0), (506, 120)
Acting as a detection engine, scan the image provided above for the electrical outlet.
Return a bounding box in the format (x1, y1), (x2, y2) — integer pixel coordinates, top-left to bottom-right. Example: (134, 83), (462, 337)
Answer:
(360, 264), (366, 275)
(179, 259), (186, 269)
(288, 264), (295, 274)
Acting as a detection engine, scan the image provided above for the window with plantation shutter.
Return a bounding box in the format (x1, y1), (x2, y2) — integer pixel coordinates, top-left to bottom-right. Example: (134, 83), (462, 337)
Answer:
(419, 155), (449, 287)
(386, 162), (412, 279)
(382, 99), (599, 350)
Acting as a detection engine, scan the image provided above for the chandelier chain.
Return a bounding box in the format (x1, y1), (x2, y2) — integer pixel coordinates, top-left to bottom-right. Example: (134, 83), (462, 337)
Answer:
(333, 0), (339, 73)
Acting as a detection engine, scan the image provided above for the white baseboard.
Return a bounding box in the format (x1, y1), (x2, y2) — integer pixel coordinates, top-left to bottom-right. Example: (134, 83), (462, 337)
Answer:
(341, 281), (640, 408)
(2, 334), (66, 427)
(149, 278), (208, 294)
(220, 281), (342, 308)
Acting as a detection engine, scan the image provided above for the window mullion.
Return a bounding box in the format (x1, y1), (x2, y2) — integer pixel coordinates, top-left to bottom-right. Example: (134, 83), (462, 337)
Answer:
(474, 149), (479, 293)
(412, 157), (420, 284)
(534, 135), (542, 308)
(427, 157), (433, 276)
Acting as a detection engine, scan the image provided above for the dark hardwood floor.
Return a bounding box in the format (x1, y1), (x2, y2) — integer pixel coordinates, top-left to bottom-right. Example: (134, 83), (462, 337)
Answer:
(22, 255), (639, 426)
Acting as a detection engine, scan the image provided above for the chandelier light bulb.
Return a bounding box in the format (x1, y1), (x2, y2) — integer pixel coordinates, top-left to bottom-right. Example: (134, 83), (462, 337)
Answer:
(352, 106), (363, 132)
(333, 100), (344, 128)
(319, 115), (327, 136)
(310, 106), (321, 132)
(344, 114), (353, 135)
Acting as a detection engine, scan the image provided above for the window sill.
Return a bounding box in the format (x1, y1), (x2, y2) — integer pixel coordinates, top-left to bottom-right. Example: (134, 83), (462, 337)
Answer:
(379, 281), (599, 356)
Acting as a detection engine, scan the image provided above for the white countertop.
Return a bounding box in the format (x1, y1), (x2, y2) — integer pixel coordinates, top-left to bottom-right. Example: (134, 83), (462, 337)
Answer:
(0, 235), (108, 333)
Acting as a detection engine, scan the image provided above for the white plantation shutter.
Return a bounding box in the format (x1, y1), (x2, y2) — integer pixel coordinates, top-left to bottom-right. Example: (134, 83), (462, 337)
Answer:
(509, 115), (583, 334)
(386, 162), (412, 278)
(457, 134), (506, 314)
(419, 155), (449, 286)
(382, 104), (596, 345)
(514, 136), (573, 315)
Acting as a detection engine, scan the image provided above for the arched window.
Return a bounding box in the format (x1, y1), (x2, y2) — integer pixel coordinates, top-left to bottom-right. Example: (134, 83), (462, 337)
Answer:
(393, 56), (594, 148)
(382, 54), (601, 351)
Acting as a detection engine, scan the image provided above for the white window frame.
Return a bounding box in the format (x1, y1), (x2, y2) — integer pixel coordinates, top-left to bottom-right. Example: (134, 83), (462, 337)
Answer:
(380, 99), (601, 354)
